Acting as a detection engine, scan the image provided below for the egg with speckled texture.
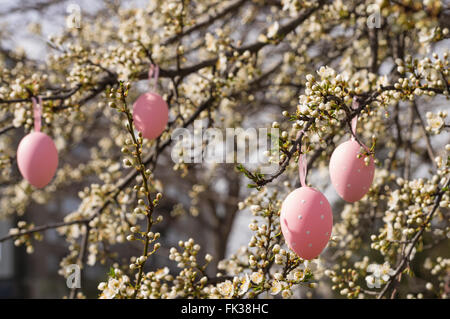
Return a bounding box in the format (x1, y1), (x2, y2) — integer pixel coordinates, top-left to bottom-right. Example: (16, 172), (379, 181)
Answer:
(329, 139), (375, 202)
(280, 187), (333, 260)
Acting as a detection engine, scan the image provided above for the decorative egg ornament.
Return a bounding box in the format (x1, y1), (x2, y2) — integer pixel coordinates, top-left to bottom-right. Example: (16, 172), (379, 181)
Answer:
(132, 65), (169, 140)
(281, 187), (333, 260)
(16, 97), (58, 188)
(329, 139), (375, 202)
(280, 134), (333, 260)
(17, 132), (58, 188)
(329, 98), (375, 202)
(133, 92), (169, 140)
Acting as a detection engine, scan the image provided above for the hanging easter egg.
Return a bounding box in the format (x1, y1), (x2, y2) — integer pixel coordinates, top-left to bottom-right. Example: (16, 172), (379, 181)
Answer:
(132, 65), (168, 140)
(329, 139), (375, 202)
(17, 131), (58, 189)
(132, 92), (169, 140)
(16, 97), (58, 189)
(281, 187), (333, 260)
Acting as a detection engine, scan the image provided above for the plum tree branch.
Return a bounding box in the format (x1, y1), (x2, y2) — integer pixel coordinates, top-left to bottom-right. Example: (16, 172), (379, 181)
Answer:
(0, 218), (90, 243)
(377, 177), (450, 299)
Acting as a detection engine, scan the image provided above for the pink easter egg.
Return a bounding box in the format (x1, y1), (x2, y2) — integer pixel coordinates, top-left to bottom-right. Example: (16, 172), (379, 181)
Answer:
(132, 92), (169, 140)
(17, 131), (58, 189)
(280, 187), (333, 260)
(329, 139), (375, 203)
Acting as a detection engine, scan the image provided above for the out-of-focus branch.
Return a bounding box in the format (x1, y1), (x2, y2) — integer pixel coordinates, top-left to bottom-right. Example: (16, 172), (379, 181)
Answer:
(0, 218), (90, 243)
(411, 100), (437, 171)
(164, 0), (249, 45)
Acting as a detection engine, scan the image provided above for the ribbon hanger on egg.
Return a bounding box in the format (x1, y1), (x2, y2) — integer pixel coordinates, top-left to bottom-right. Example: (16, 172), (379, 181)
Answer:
(148, 64), (160, 92)
(349, 97), (370, 152)
(297, 131), (307, 187)
(350, 97), (359, 141)
(31, 96), (43, 132)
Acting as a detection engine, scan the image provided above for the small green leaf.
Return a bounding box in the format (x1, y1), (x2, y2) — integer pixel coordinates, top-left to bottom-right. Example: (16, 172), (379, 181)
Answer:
(108, 266), (115, 278)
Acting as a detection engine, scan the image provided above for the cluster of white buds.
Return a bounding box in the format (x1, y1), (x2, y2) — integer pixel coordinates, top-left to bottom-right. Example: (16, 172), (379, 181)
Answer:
(425, 111), (447, 134)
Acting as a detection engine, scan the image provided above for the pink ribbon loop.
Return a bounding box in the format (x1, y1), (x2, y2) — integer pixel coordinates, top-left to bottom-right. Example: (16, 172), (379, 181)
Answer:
(350, 98), (359, 141)
(297, 131), (307, 187)
(31, 96), (42, 132)
(148, 64), (159, 92)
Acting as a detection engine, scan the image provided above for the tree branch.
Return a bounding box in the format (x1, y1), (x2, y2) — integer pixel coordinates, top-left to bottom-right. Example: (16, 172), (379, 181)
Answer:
(377, 178), (450, 299)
